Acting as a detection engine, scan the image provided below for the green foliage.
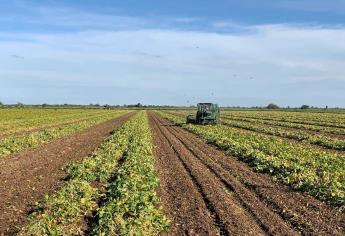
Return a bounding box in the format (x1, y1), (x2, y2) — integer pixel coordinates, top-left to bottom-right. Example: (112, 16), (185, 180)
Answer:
(223, 110), (345, 129)
(20, 180), (99, 235)
(267, 103), (280, 109)
(66, 115), (136, 183)
(159, 111), (345, 206)
(222, 113), (345, 136)
(221, 117), (345, 151)
(20, 112), (169, 235)
(0, 111), (126, 158)
(0, 108), (125, 137)
(93, 112), (170, 235)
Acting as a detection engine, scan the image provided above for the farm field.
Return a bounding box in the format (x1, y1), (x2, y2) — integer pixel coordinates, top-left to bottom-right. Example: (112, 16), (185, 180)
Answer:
(4, 0), (345, 235)
(0, 108), (344, 235)
(0, 109), (129, 158)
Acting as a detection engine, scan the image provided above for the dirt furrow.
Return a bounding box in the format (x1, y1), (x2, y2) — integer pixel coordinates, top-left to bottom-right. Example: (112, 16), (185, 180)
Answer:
(168, 127), (345, 235)
(151, 112), (345, 236)
(150, 113), (267, 235)
(0, 112), (134, 235)
(149, 114), (220, 235)
(166, 126), (298, 235)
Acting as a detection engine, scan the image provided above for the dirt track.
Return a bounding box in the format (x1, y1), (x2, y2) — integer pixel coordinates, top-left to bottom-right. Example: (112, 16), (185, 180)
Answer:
(0, 112), (134, 235)
(149, 112), (345, 236)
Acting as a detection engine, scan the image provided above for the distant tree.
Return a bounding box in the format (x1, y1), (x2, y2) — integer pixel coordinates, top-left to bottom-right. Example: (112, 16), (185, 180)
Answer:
(301, 105), (310, 109)
(16, 102), (24, 107)
(0, 101), (3, 106)
(42, 103), (48, 107)
(267, 103), (280, 109)
(325, 105), (328, 109)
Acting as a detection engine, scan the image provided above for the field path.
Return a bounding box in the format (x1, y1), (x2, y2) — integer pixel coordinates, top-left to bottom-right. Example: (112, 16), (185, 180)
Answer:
(149, 111), (344, 236)
(0, 112), (134, 235)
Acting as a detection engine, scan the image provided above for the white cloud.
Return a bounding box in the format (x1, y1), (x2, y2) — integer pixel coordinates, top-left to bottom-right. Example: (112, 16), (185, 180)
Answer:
(1, 5), (345, 106)
(174, 17), (199, 23)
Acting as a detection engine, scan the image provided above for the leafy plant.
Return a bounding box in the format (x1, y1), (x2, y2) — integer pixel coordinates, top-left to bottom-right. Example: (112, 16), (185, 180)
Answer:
(0, 111), (127, 158)
(20, 112), (170, 235)
(159, 111), (345, 206)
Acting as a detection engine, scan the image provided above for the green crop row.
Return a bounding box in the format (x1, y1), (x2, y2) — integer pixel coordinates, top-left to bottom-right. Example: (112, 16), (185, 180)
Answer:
(158, 111), (345, 206)
(0, 111), (127, 158)
(20, 112), (169, 235)
(93, 112), (169, 235)
(221, 117), (345, 151)
(0, 109), (122, 136)
(222, 114), (345, 136)
(223, 110), (345, 128)
(19, 179), (100, 235)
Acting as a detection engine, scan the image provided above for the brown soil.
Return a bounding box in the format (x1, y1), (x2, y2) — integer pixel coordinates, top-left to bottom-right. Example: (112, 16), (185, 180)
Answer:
(0, 112), (134, 235)
(149, 112), (344, 236)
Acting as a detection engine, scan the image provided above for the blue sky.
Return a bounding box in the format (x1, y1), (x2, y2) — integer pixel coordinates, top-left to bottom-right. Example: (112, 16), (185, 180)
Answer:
(1, 0), (345, 106)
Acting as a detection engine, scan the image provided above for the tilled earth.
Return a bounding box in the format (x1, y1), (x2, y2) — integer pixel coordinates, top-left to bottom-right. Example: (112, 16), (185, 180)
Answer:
(149, 112), (345, 236)
(0, 112), (134, 235)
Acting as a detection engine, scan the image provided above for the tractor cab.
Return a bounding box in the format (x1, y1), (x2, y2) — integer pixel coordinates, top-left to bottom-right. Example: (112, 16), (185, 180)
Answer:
(187, 103), (220, 125)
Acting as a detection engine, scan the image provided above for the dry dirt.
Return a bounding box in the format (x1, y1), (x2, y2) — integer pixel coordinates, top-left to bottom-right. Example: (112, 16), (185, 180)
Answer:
(149, 111), (344, 236)
(0, 112), (134, 235)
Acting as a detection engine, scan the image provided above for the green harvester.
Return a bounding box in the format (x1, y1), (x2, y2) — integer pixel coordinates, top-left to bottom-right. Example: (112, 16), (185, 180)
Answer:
(186, 103), (220, 125)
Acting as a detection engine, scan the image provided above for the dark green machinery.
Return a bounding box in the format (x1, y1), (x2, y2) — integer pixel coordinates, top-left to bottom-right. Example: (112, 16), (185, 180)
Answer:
(186, 103), (220, 125)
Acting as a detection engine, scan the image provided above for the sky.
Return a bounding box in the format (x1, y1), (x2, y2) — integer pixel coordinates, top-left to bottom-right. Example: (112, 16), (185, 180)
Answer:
(1, 0), (345, 107)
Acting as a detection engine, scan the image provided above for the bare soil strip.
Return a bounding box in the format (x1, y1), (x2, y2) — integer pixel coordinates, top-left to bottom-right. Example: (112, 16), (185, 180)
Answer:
(149, 112), (345, 236)
(149, 113), (220, 235)
(0, 112), (134, 235)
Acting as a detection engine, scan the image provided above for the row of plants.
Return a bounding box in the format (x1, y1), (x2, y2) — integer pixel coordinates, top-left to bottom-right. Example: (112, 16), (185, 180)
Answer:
(0, 109), (120, 136)
(162, 109), (345, 126)
(0, 108), (82, 121)
(163, 110), (345, 137)
(92, 112), (169, 235)
(0, 111), (128, 158)
(223, 110), (345, 128)
(158, 111), (345, 206)
(20, 112), (169, 235)
(221, 117), (345, 151)
(222, 114), (345, 136)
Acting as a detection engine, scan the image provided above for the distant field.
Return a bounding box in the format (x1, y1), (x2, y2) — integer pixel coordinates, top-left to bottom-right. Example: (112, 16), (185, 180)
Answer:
(0, 108), (125, 136)
(161, 109), (345, 205)
(0, 108), (344, 235)
(0, 108), (128, 157)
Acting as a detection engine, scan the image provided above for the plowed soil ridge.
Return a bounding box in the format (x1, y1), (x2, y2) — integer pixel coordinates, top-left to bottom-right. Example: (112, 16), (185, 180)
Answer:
(149, 112), (344, 236)
(0, 112), (134, 235)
